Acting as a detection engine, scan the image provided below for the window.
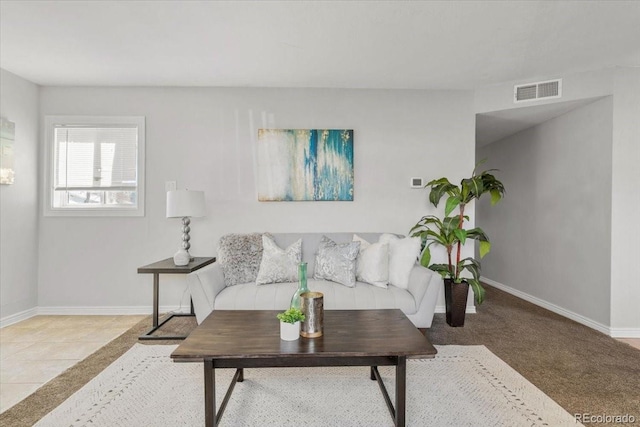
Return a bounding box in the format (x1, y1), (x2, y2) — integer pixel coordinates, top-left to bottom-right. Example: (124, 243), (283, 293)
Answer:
(44, 116), (145, 216)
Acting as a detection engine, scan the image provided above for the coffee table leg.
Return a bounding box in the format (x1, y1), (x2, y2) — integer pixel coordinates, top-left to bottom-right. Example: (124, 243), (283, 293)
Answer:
(370, 366), (376, 380)
(204, 359), (216, 427)
(396, 356), (406, 427)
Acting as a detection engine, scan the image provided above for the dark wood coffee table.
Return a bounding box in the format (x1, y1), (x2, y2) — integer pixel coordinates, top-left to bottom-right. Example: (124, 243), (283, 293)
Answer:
(171, 309), (437, 427)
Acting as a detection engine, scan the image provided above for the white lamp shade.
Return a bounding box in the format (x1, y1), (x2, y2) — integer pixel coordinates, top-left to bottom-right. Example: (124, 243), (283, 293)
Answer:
(166, 190), (206, 218)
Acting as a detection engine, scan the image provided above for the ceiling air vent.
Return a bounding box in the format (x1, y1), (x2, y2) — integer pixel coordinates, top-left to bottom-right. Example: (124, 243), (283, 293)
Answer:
(514, 79), (562, 103)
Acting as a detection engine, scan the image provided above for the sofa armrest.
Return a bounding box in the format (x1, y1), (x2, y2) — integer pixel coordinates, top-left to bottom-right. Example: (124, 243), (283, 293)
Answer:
(406, 264), (442, 328)
(187, 263), (226, 324)
(406, 264), (431, 303)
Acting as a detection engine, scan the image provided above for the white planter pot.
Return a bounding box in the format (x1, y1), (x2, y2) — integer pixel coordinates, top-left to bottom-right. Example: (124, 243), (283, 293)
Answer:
(280, 321), (300, 341)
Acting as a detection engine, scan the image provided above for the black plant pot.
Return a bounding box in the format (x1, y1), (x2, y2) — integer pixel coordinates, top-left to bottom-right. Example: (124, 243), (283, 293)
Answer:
(444, 279), (469, 327)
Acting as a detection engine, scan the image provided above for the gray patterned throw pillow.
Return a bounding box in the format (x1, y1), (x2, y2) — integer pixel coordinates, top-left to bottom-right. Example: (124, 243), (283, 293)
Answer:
(255, 235), (302, 285)
(313, 236), (361, 287)
(218, 233), (267, 286)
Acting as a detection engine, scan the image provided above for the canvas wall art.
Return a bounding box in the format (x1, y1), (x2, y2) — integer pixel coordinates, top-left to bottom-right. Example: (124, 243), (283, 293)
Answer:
(0, 117), (15, 185)
(258, 129), (354, 201)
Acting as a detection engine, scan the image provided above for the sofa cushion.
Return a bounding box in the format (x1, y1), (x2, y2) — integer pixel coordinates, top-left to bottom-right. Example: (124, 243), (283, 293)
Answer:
(379, 234), (421, 289)
(255, 235), (302, 285)
(353, 234), (389, 288)
(213, 279), (418, 314)
(217, 233), (267, 286)
(313, 236), (361, 287)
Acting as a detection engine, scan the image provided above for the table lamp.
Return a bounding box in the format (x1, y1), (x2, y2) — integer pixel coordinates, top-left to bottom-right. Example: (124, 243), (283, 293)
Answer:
(166, 189), (206, 266)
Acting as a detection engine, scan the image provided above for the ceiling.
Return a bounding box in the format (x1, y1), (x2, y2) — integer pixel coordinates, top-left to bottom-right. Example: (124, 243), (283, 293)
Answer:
(1, 1), (638, 145)
(476, 97), (604, 147)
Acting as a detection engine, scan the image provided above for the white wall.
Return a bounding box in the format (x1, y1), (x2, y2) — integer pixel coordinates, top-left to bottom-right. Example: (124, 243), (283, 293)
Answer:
(0, 69), (40, 321)
(610, 68), (640, 334)
(38, 87), (474, 310)
(475, 67), (640, 336)
(477, 97), (613, 326)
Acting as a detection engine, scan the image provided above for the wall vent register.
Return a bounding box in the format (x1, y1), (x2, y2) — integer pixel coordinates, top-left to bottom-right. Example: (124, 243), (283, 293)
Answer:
(514, 79), (562, 103)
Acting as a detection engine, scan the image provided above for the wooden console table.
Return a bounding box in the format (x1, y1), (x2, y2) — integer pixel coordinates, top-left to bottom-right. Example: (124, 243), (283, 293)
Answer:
(137, 256), (215, 340)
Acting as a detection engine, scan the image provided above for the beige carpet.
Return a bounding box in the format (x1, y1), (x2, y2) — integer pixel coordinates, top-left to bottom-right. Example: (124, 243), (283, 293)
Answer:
(33, 344), (579, 427)
(427, 286), (640, 423)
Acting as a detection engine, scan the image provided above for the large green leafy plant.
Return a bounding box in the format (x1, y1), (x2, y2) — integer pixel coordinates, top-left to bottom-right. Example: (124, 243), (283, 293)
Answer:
(410, 165), (505, 304)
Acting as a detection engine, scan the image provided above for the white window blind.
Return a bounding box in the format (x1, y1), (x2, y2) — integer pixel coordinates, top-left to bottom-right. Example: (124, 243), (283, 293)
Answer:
(44, 116), (145, 216)
(54, 126), (138, 191)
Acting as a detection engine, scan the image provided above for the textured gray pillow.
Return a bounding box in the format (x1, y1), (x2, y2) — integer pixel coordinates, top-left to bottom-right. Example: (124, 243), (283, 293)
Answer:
(255, 235), (302, 285)
(218, 233), (267, 286)
(313, 236), (361, 287)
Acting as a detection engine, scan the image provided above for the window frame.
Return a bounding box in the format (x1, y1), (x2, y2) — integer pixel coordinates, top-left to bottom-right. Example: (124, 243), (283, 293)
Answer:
(43, 116), (146, 217)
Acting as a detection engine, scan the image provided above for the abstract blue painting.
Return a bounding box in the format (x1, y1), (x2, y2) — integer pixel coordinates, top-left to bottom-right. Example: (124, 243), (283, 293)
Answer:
(258, 129), (354, 201)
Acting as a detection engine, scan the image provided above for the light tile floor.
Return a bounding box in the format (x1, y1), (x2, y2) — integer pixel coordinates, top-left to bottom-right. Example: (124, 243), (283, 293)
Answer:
(0, 315), (145, 413)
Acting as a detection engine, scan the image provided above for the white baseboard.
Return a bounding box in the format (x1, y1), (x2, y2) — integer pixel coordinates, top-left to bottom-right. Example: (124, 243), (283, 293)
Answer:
(609, 328), (640, 339)
(0, 307), (38, 328)
(481, 277), (640, 338)
(1, 306), (189, 328)
(36, 305), (189, 315)
(435, 305), (476, 314)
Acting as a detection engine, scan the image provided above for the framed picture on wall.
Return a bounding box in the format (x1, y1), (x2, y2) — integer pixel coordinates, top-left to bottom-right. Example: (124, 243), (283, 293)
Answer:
(257, 129), (354, 201)
(0, 117), (15, 185)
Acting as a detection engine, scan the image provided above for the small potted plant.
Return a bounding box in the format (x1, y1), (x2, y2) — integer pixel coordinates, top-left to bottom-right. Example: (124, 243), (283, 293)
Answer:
(276, 308), (306, 341)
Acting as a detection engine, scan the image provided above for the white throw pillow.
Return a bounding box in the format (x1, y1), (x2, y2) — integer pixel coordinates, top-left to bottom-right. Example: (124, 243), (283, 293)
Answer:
(353, 234), (389, 288)
(379, 234), (420, 289)
(255, 235), (302, 285)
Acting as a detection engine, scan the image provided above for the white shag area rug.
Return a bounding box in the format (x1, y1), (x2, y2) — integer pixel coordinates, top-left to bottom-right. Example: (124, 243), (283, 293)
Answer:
(35, 344), (581, 427)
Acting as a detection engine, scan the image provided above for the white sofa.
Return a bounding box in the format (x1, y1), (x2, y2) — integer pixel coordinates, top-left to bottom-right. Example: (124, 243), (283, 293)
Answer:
(187, 233), (442, 328)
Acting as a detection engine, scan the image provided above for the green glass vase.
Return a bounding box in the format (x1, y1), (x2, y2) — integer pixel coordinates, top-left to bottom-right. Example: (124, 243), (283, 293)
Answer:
(290, 262), (309, 310)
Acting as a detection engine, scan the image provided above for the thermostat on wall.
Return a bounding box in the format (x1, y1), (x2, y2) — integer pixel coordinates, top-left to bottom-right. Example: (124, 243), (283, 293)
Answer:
(410, 177), (424, 188)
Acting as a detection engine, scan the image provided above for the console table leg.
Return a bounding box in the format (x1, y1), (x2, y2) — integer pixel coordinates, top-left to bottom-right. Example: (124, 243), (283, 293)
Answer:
(396, 356), (406, 427)
(152, 273), (159, 327)
(204, 359), (216, 427)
